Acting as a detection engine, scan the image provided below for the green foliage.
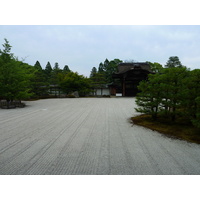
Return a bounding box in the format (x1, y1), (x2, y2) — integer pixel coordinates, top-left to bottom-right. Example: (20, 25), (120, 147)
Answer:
(53, 62), (59, 70)
(191, 97), (200, 128)
(44, 61), (53, 77)
(63, 65), (71, 73)
(30, 62), (49, 97)
(90, 58), (122, 88)
(0, 38), (13, 61)
(102, 58), (122, 82)
(165, 56), (183, 68)
(0, 39), (34, 101)
(31, 60), (89, 97)
(135, 56), (200, 130)
(135, 74), (163, 120)
(90, 67), (97, 78)
(98, 63), (104, 73)
(90, 71), (106, 89)
(159, 67), (188, 121)
(182, 69), (200, 123)
(59, 72), (91, 96)
(147, 62), (164, 73)
(34, 60), (42, 71)
(1, 39), (123, 100)
(136, 66), (189, 121)
(51, 62), (62, 85)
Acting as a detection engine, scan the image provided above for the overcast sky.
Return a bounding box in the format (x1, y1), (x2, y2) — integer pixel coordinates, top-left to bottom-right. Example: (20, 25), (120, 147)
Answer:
(1, 25), (200, 77)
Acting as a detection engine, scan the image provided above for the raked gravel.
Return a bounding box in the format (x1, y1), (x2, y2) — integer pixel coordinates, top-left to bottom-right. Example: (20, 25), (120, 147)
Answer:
(0, 98), (200, 175)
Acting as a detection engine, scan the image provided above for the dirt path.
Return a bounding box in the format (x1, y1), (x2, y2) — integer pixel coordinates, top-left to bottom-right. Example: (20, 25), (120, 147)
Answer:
(0, 98), (200, 175)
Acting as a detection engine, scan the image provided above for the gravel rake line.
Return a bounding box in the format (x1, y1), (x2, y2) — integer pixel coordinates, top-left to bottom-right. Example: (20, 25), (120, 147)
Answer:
(96, 101), (111, 175)
(0, 99), (86, 146)
(0, 109), (41, 126)
(0, 139), (41, 174)
(1, 98), (200, 175)
(156, 142), (199, 175)
(0, 119), (69, 174)
(0, 108), (68, 152)
(135, 134), (167, 175)
(112, 108), (139, 174)
(67, 102), (102, 175)
(14, 100), (95, 175)
(107, 104), (135, 175)
(43, 103), (99, 175)
(4, 102), (93, 175)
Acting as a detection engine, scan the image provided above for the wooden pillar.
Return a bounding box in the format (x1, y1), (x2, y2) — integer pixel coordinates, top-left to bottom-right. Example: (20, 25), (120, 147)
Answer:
(122, 77), (125, 97)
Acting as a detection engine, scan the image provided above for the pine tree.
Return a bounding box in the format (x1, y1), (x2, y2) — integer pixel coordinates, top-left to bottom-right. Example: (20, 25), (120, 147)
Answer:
(135, 65), (188, 122)
(32, 61), (49, 97)
(45, 61), (52, 74)
(165, 56), (183, 68)
(34, 60), (42, 71)
(98, 63), (104, 73)
(63, 65), (71, 73)
(51, 62), (62, 85)
(135, 74), (163, 120)
(183, 69), (200, 121)
(90, 67), (97, 78)
(54, 62), (59, 70)
(160, 67), (188, 121)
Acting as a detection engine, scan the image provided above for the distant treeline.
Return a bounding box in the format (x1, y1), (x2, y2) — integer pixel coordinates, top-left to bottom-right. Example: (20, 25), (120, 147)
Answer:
(0, 39), (93, 101)
(0, 39), (122, 101)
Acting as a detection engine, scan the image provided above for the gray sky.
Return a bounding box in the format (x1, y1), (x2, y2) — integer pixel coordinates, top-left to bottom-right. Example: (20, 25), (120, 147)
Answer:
(1, 25), (200, 77)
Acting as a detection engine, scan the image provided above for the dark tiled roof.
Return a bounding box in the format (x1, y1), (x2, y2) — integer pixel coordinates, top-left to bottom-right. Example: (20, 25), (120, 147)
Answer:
(117, 62), (152, 74)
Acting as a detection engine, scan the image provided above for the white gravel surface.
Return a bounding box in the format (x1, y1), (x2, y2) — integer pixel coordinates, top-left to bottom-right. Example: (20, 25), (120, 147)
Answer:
(0, 98), (200, 175)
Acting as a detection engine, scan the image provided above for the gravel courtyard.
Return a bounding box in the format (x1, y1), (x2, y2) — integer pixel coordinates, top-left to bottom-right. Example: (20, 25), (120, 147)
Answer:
(0, 98), (200, 175)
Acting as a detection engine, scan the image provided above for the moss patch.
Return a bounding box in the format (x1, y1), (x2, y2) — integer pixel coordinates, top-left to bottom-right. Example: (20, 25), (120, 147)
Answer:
(131, 114), (200, 144)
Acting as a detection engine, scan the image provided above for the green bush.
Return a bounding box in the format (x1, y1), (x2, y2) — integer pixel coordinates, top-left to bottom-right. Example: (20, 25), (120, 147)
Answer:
(135, 58), (200, 130)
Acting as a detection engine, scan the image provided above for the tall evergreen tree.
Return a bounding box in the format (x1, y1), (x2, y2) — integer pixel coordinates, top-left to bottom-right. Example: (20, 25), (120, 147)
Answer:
(45, 61), (52, 74)
(96, 58), (122, 83)
(51, 62), (62, 85)
(90, 67), (97, 78)
(103, 58), (110, 71)
(63, 65), (71, 73)
(53, 62), (59, 70)
(165, 56), (183, 68)
(98, 62), (104, 73)
(105, 59), (122, 82)
(34, 60), (42, 71)
(32, 61), (49, 97)
(0, 39), (34, 103)
(44, 61), (53, 84)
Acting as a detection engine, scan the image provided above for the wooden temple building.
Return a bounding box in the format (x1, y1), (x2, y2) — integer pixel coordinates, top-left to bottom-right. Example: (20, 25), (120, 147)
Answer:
(110, 62), (153, 97)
